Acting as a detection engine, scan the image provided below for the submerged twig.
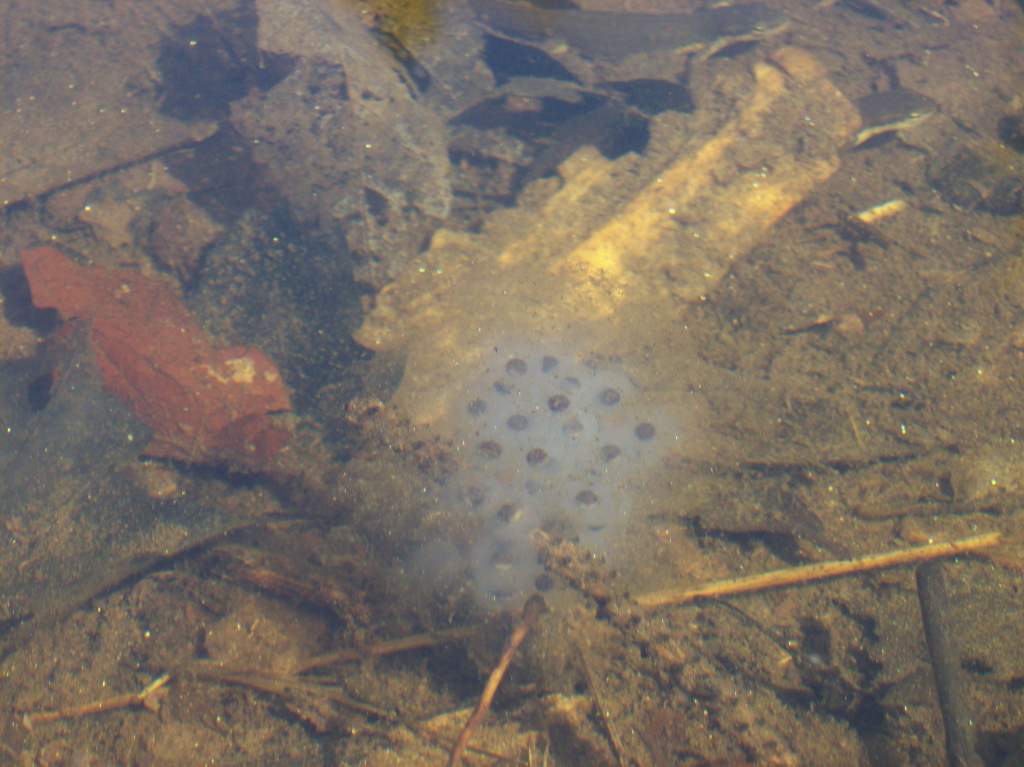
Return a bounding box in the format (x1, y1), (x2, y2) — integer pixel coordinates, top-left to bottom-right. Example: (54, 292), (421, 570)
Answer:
(22, 672), (171, 730)
(635, 532), (1001, 609)
(447, 596), (546, 767)
(916, 562), (983, 767)
(187, 661), (523, 764)
(188, 662), (392, 719)
(295, 624), (479, 673)
(577, 641), (630, 767)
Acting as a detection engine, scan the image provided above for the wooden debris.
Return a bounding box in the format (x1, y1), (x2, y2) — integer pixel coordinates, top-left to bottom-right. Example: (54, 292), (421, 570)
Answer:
(916, 562), (983, 767)
(188, 659), (531, 764)
(851, 198), (907, 224)
(447, 596), (546, 767)
(353, 47), (860, 428)
(208, 544), (371, 626)
(22, 673), (171, 730)
(577, 642), (631, 767)
(296, 625), (480, 673)
(635, 532), (1001, 609)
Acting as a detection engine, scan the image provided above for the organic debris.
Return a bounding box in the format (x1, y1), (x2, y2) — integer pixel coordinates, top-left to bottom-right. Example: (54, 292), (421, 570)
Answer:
(447, 595), (546, 767)
(634, 531), (1002, 609)
(22, 673), (171, 730)
(21, 246), (292, 469)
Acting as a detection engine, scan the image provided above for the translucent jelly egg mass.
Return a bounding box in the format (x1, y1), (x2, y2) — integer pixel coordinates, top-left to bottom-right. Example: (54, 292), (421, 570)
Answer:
(436, 339), (677, 605)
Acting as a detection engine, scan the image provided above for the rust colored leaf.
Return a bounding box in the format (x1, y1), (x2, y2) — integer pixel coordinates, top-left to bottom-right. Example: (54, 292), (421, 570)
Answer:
(21, 246), (292, 469)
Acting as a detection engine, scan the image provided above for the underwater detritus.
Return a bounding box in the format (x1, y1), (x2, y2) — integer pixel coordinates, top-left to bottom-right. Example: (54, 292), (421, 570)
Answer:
(483, 33), (578, 85)
(927, 140), (1024, 216)
(852, 88), (937, 147)
(916, 562), (984, 767)
(20, 246), (293, 470)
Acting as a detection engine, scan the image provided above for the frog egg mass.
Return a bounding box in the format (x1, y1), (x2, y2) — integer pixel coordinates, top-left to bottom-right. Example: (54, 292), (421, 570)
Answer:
(436, 340), (676, 605)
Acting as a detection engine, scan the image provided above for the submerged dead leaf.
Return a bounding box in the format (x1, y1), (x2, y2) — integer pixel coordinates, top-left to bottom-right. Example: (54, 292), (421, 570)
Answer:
(21, 246), (292, 469)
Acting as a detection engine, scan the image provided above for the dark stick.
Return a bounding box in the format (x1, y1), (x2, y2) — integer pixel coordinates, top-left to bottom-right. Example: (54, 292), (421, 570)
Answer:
(447, 595), (546, 767)
(915, 561), (982, 767)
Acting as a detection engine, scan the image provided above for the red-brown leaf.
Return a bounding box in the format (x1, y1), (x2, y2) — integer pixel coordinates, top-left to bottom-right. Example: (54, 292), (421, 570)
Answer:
(21, 246), (292, 469)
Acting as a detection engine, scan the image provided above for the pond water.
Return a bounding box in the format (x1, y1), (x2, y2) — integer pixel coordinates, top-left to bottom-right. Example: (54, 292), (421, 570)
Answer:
(1, 0), (1022, 764)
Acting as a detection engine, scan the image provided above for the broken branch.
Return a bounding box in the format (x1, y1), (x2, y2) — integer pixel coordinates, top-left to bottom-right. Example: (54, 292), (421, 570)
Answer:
(22, 672), (171, 730)
(635, 532), (1001, 610)
(447, 596), (546, 767)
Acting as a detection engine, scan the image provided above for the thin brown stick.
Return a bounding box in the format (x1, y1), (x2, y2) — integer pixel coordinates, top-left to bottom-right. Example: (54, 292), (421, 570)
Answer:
(635, 532), (1001, 610)
(22, 672), (171, 730)
(577, 642), (631, 767)
(186, 662), (522, 764)
(448, 596), (546, 767)
(295, 624), (479, 674)
(189, 663), (393, 719)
